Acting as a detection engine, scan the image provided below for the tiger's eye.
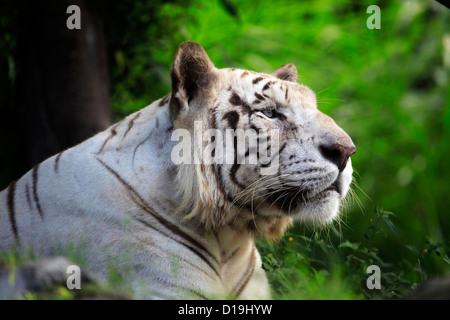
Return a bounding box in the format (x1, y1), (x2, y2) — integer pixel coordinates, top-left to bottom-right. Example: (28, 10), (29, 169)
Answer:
(263, 110), (274, 118)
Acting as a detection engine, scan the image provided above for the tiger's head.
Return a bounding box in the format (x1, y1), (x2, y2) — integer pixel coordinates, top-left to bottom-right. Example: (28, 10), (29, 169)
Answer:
(169, 42), (355, 239)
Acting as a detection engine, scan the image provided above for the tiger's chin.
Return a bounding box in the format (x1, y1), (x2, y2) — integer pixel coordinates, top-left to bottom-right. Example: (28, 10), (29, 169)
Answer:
(293, 190), (341, 225)
(264, 187), (342, 226)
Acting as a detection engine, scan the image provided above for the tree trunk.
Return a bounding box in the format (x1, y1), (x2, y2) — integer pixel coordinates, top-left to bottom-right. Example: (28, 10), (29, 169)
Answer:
(15, 0), (112, 171)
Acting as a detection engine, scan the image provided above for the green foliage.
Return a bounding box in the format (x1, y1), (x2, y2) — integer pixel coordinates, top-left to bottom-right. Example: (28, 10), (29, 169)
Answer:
(258, 207), (449, 299)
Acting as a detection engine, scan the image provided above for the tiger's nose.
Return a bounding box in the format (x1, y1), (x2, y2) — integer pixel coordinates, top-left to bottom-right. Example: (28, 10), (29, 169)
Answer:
(319, 143), (356, 172)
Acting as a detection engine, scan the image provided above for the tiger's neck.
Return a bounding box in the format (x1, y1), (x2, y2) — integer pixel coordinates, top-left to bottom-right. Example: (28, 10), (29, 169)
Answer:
(94, 95), (180, 217)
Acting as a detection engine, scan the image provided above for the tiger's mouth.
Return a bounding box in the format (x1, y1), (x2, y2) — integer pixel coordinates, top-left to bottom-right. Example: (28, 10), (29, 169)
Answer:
(266, 178), (341, 213)
(323, 180), (341, 195)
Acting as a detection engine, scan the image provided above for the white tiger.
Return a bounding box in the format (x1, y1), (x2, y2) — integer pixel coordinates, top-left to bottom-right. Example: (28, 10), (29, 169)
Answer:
(0, 42), (356, 299)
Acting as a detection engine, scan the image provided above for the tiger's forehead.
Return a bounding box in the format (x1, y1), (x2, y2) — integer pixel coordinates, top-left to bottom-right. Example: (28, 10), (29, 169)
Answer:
(216, 68), (317, 110)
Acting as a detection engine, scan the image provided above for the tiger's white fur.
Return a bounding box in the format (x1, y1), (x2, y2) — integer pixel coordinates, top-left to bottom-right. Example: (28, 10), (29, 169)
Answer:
(0, 42), (355, 299)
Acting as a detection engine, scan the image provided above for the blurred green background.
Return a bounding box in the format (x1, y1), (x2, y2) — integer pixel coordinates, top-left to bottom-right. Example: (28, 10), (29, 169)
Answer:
(1, 0), (449, 299)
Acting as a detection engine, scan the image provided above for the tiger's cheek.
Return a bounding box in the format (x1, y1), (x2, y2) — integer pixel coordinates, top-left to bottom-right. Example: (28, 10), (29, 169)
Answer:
(241, 164), (261, 185)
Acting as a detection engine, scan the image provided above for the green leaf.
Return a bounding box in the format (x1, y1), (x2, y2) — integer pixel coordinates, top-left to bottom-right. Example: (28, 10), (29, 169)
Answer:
(338, 241), (360, 251)
(405, 245), (421, 254)
(442, 254), (450, 265)
(380, 214), (399, 236)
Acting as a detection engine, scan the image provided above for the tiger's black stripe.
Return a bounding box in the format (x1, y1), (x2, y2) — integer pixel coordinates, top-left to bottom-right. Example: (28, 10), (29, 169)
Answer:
(98, 124), (119, 153)
(278, 142), (287, 155)
(97, 157), (220, 277)
(250, 124), (262, 133)
(211, 107), (227, 198)
(182, 288), (209, 300)
(230, 164), (246, 189)
(122, 112), (142, 141)
(158, 93), (171, 107)
(262, 81), (274, 91)
(215, 165), (227, 198)
(233, 245), (256, 297)
(241, 71), (249, 78)
(221, 246), (240, 264)
(254, 92), (265, 101)
(25, 183), (33, 212)
(54, 150), (64, 173)
(222, 111), (240, 130)
(252, 77), (264, 84)
(7, 180), (19, 244)
(32, 164), (44, 219)
(132, 130), (154, 167)
(230, 135), (246, 190)
(229, 91), (252, 115)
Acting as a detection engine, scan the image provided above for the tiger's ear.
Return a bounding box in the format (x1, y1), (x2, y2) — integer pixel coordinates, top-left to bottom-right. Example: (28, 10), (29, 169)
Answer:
(271, 63), (298, 82)
(170, 41), (215, 120)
